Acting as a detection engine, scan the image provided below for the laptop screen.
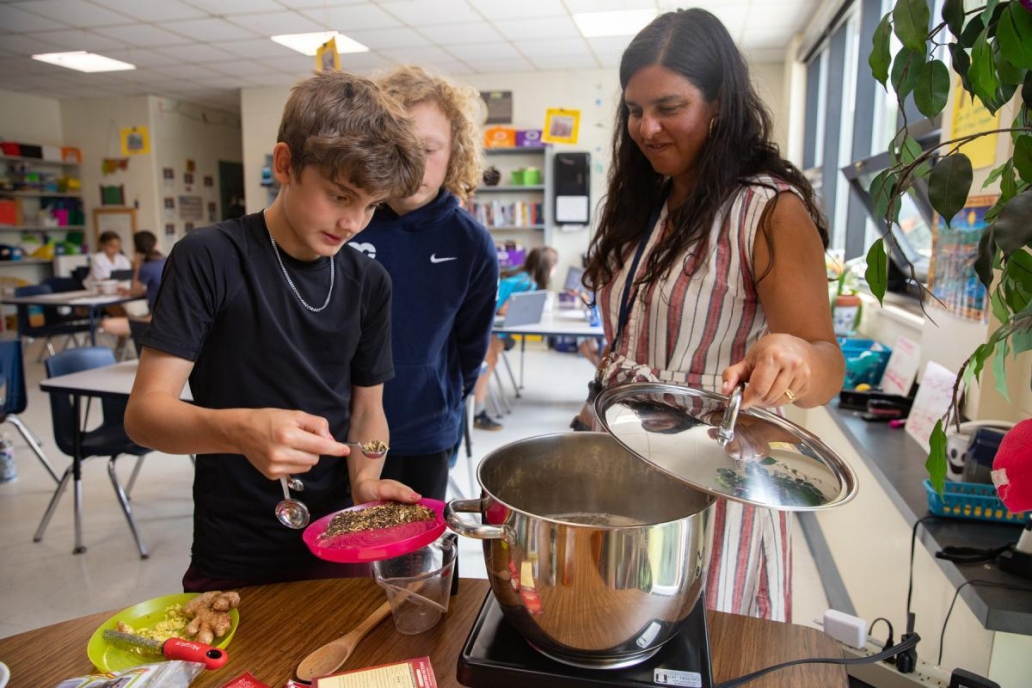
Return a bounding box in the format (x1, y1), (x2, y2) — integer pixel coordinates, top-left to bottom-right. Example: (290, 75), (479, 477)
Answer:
(563, 266), (585, 292)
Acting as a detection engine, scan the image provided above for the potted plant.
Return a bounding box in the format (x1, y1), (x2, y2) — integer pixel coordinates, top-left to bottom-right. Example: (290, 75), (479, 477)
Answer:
(866, 0), (1031, 495)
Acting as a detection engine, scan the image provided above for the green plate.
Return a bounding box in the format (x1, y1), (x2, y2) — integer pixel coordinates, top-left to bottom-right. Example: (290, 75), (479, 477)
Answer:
(86, 593), (240, 673)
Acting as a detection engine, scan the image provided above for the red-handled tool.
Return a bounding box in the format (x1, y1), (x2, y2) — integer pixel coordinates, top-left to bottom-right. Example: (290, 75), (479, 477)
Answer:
(102, 629), (229, 670)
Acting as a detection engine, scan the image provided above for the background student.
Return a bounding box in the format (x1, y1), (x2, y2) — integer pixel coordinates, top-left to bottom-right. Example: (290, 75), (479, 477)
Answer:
(125, 72), (426, 591)
(352, 65), (498, 501)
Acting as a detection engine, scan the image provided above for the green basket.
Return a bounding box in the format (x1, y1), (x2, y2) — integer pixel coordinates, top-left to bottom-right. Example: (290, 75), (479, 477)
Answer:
(924, 479), (1024, 524)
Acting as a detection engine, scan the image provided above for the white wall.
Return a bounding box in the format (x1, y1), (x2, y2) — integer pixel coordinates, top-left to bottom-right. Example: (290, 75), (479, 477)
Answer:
(0, 89), (64, 145)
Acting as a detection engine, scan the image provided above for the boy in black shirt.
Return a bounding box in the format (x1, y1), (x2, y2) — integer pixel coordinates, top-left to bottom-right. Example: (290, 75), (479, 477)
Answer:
(125, 72), (425, 590)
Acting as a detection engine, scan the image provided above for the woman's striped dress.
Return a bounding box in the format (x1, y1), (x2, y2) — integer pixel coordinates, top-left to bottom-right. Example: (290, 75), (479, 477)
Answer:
(598, 176), (797, 622)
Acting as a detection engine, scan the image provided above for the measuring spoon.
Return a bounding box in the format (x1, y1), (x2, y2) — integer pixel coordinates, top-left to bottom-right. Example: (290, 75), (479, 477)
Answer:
(275, 476), (310, 529)
(343, 440), (389, 459)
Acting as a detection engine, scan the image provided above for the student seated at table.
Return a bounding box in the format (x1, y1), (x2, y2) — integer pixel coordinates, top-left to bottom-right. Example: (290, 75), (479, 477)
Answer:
(472, 246), (558, 431)
(88, 231), (131, 283)
(101, 230), (166, 340)
(124, 71), (425, 591)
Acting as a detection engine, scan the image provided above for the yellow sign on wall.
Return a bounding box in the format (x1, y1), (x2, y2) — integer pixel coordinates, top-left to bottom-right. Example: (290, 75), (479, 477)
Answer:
(120, 126), (150, 156)
(315, 37), (340, 73)
(542, 108), (581, 145)
(949, 78), (1000, 170)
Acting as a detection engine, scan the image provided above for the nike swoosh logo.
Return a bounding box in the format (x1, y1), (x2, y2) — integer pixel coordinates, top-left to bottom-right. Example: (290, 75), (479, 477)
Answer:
(430, 254), (458, 264)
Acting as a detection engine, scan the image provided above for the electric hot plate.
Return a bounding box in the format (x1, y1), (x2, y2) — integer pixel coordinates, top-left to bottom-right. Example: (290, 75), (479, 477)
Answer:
(458, 593), (713, 688)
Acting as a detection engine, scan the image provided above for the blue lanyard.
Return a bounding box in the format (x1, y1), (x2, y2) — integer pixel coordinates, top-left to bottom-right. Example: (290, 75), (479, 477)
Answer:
(612, 195), (667, 352)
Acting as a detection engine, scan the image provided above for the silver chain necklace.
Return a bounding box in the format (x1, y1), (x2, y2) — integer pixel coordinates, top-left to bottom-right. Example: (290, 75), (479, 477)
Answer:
(262, 210), (334, 313)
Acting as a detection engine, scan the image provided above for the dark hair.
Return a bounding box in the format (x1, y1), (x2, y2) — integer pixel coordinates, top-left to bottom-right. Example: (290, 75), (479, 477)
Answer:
(133, 230), (161, 262)
(277, 71), (425, 200)
(585, 9), (827, 292)
(98, 231), (121, 246)
(502, 246), (559, 290)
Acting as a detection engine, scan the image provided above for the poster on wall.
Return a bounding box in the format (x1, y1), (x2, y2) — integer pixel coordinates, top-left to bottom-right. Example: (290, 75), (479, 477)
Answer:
(207, 201), (217, 222)
(185, 222), (196, 233)
(163, 167), (175, 189)
(950, 78), (1000, 170)
(542, 108), (581, 145)
(179, 195), (203, 221)
(480, 91), (513, 125)
(203, 175), (214, 188)
(164, 197), (175, 221)
(927, 194), (997, 322)
(120, 126), (151, 155)
(165, 223), (176, 237)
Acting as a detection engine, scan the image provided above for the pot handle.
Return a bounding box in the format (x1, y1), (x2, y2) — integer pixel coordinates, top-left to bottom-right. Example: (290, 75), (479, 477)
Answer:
(444, 498), (507, 540)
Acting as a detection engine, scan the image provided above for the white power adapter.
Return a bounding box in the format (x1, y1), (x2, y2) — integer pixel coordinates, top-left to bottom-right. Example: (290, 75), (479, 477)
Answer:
(823, 609), (869, 649)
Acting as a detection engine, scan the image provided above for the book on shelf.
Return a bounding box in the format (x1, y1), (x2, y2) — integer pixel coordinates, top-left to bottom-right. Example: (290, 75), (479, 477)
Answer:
(466, 200), (543, 228)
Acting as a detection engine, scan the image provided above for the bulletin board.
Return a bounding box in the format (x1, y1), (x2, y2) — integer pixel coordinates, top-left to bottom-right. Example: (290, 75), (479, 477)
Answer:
(93, 207), (137, 251)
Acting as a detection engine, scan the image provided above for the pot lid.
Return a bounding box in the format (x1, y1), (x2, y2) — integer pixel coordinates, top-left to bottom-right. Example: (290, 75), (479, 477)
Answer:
(593, 382), (857, 511)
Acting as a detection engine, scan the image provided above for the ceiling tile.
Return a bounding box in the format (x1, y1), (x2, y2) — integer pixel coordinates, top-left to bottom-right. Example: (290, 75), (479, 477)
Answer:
(301, 4), (401, 31)
(346, 26), (430, 50)
(276, 0), (371, 8)
(422, 59), (474, 75)
(229, 11), (327, 35)
(564, 0), (656, 13)
(0, 3), (69, 31)
(379, 0), (479, 26)
(418, 21), (503, 45)
(218, 38), (300, 59)
(259, 54), (321, 74)
(585, 35), (633, 58)
(379, 44), (453, 63)
(154, 43), (236, 63)
(445, 41), (521, 62)
(529, 54), (600, 70)
(514, 37), (592, 58)
(100, 47), (176, 67)
(15, 0), (131, 28)
(163, 18), (260, 42)
(27, 29), (127, 51)
(491, 16), (581, 41)
(741, 29), (795, 50)
(92, 24), (192, 48)
(746, 48), (788, 64)
(596, 51), (622, 69)
(149, 63), (224, 80)
(468, 56), (534, 73)
(467, 0), (568, 20)
(0, 32), (64, 55)
(335, 51), (395, 72)
(212, 59), (292, 77)
(90, 0), (207, 22)
(187, 0), (283, 14)
(743, 2), (811, 30)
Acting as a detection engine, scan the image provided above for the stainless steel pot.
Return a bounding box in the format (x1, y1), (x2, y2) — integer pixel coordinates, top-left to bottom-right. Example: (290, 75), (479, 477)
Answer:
(445, 432), (715, 669)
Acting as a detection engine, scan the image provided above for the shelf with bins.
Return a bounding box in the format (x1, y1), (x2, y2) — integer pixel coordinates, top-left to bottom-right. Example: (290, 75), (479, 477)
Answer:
(473, 146), (553, 246)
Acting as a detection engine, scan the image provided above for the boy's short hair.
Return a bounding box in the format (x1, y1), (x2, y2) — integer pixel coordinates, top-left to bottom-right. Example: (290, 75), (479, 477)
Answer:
(277, 71), (424, 200)
(376, 65), (486, 201)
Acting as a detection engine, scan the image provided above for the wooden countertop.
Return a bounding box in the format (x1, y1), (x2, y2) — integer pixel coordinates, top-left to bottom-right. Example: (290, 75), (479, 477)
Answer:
(0, 578), (846, 687)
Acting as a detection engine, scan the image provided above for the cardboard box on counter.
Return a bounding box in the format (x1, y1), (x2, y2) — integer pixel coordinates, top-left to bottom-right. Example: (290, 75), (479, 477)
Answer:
(313, 657), (437, 688)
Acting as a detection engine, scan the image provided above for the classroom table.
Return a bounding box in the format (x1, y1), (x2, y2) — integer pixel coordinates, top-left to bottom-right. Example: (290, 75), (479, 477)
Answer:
(492, 307), (605, 389)
(0, 578), (848, 687)
(1, 289), (146, 345)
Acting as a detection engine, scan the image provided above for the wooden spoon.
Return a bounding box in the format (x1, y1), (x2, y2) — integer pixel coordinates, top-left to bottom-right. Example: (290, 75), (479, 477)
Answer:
(296, 600), (392, 681)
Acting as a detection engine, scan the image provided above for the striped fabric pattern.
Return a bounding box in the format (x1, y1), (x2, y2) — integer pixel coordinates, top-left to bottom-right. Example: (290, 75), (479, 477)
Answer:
(598, 176), (798, 622)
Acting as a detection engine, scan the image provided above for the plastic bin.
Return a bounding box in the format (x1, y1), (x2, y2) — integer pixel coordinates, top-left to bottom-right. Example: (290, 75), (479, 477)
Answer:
(924, 479), (1024, 524)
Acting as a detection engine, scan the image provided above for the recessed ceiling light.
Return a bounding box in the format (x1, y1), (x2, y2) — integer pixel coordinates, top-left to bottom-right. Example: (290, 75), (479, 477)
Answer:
(270, 31), (369, 57)
(573, 9), (657, 38)
(32, 51), (135, 73)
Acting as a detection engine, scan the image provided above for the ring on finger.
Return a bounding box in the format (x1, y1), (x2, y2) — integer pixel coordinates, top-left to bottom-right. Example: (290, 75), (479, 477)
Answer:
(783, 388), (796, 402)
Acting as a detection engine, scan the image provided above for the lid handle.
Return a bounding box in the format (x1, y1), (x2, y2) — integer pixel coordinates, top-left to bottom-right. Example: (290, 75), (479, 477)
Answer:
(717, 385), (743, 445)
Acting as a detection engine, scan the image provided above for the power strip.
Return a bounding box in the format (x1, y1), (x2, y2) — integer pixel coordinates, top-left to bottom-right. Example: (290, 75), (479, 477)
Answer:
(839, 638), (951, 688)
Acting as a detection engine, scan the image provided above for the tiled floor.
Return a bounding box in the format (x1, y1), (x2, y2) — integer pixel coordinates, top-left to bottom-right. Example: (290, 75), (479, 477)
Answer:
(0, 337), (828, 639)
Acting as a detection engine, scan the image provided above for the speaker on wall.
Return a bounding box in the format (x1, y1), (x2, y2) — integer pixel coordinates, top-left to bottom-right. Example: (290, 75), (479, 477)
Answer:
(553, 152), (590, 225)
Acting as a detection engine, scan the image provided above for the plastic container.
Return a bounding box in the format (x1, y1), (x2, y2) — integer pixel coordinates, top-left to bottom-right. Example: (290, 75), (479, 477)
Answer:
(372, 537), (456, 634)
(0, 434), (15, 483)
(924, 479), (1023, 524)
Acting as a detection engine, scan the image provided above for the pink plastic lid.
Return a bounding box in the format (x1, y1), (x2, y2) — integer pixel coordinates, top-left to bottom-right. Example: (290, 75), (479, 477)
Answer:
(303, 498), (446, 563)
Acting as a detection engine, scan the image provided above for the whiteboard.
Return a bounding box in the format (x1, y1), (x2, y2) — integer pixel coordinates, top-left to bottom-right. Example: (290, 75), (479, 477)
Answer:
(92, 207), (137, 251)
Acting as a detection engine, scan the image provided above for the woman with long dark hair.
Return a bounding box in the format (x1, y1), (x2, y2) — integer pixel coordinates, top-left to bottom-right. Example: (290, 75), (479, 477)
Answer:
(585, 9), (844, 621)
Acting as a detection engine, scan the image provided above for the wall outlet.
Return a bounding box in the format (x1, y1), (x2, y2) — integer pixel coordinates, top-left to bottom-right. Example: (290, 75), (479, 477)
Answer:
(840, 638), (951, 688)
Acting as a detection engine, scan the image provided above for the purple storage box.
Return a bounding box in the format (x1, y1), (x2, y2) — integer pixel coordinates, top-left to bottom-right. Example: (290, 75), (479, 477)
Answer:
(516, 130), (544, 147)
(497, 247), (526, 269)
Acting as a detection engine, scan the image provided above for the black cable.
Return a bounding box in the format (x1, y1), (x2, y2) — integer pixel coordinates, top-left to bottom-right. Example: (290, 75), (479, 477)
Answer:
(937, 579), (1032, 665)
(868, 616), (895, 662)
(907, 516), (934, 622)
(713, 632), (921, 688)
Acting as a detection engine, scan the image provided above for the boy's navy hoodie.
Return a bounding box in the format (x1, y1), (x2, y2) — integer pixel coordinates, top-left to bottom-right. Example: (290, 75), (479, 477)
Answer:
(350, 190), (498, 455)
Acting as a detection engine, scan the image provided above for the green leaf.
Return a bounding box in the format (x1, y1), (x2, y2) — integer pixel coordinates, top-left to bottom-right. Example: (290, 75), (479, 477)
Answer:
(975, 225), (996, 290)
(993, 189), (1032, 257)
(1005, 246), (1032, 297)
(998, 2), (1032, 70)
(991, 287), (1009, 323)
(870, 13), (893, 87)
(1013, 320), (1032, 356)
(981, 0), (1001, 28)
(949, 42), (972, 91)
(993, 337), (1010, 401)
(1014, 135), (1032, 185)
(1001, 159), (1019, 200)
(970, 28), (1002, 110)
(913, 59), (951, 118)
(994, 43), (1027, 88)
(982, 160), (1011, 189)
(891, 47), (924, 100)
(942, 0), (965, 39)
(893, 0), (931, 52)
(960, 15), (984, 49)
(869, 169), (897, 220)
(897, 136), (922, 166)
(865, 239), (888, 303)
(1023, 71), (1032, 110)
(972, 341), (990, 380)
(928, 154), (973, 227)
(926, 421), (947, 495)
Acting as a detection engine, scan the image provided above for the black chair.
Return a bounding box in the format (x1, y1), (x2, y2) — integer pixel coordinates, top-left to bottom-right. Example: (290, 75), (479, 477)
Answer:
(70, 266), (90, 287)
(0, 338), (60, 483)
(33, 347), (151, 558)
(13, 284), (91, 361)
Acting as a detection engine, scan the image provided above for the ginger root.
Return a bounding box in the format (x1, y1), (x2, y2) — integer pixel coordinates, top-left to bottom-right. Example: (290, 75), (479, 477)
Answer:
(183, 590), (240, 644)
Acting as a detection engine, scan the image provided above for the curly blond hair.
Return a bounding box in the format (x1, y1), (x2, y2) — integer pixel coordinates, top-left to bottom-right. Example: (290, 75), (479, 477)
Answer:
(375, 65), (485, 201)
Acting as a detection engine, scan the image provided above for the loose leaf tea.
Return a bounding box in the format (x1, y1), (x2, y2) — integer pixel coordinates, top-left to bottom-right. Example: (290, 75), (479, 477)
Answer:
(322, 502), (435, 538)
